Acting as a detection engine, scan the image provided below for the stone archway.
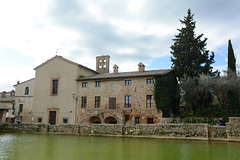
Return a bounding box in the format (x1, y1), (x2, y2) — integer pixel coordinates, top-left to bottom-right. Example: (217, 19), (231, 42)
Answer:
(89, 116), (101, 124)
(104, 116), (117, 124)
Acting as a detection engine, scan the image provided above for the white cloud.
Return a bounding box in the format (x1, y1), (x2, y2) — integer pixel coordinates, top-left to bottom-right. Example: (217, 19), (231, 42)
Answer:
(1, 0), (240, 91)
(128, 0), (144, 12)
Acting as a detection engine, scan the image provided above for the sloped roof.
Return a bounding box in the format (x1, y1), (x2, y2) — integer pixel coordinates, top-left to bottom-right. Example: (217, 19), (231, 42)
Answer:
(34, 55), (99, 74)
(77, 69), (173, 81)
(13, 78), (35, 87)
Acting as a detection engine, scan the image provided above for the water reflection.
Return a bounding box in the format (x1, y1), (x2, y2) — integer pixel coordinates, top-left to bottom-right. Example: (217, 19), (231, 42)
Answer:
(0, 133), (240, 160)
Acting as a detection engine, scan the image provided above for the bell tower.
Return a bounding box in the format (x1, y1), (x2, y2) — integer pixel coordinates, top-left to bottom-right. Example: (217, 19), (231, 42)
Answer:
(96, 55), (110, 73)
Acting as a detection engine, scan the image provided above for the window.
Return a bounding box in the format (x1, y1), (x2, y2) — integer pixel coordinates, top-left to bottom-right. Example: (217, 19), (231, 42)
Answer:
(82, 82), (88, 88)
(52, 79), (58, 95)
(125, 115), (130, 121)
(146, 95), (154, 108)
(147, 79), (154, 84)
(96, 81), (101, 87)
(25, 87), (29, 95)
(95, 96), (101, 108)
(109, 97), (116, 109)
(81, 97), (87, 108)
(63, 118), (68, 124)
(135, 117), (140, 124)
(38, 117), (42, 123)
(99, 60), (102, 68)
(103, 59), (106, 68)
(18, 104), (23, 115)
(125, 96), (132, 108)
(125, 80), (132, 85)
(147, 118), (154, 124)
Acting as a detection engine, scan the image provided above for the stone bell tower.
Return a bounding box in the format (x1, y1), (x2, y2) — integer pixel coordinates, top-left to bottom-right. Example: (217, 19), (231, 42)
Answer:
(96, 55), (110, 73)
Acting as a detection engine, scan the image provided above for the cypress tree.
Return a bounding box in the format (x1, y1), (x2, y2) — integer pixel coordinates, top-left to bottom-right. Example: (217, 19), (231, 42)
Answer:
(227, 40), (238, 115)
(170, 9), (215, 80)
(227, 39), (236, 75)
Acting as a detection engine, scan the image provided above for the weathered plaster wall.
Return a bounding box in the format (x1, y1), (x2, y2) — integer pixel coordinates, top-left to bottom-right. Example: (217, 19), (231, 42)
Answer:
(14, 79), (35, 123)
(33, 57), (97, 125)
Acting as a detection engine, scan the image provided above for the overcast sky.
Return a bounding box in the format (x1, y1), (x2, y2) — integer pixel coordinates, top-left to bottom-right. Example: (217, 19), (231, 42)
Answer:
(0, 0), (240, 91)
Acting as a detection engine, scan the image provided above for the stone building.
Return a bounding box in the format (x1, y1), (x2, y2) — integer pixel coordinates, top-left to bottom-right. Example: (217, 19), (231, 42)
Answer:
(13, 55), (174, 125)
(0, 90), (15, 124)
(76, 56), (172, 125)
(14, 79), (35, 123)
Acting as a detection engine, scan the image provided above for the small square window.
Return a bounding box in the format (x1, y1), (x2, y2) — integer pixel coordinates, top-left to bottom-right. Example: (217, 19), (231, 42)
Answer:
(125, 80), (132, 85)
(38, 117), (42, 123)
(96, 81), (101, 87)
(63, 118), (68, 124)
(147, 79), (154, 84)
(82, 82), (87, 88)
(147, 118), (153, 124)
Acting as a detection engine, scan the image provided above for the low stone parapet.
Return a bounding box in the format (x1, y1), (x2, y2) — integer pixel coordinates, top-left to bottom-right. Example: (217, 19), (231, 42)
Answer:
(229, 117), (240, 126)
(2, 122), (240, 141)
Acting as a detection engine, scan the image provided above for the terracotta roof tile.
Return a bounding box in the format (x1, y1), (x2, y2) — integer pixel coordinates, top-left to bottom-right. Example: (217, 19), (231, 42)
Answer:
(77, 69), (173, 81)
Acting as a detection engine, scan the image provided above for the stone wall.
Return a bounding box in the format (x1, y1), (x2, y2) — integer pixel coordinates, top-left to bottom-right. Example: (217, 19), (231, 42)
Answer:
(1, 117), (240, 141)
(160, 117), (219, 124)
(0, 123), (236, 141)
(123, 124), (208, 137)
(208, 126), (227, 138)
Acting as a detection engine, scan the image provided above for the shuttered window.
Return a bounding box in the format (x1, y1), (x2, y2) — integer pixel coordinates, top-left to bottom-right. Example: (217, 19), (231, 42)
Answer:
(125, 96), (131, 108)
(81, 96), (87, 108)
(109, 97), (116, 109)
(95, 96), (101, 108)
(146, 95), (153, 108)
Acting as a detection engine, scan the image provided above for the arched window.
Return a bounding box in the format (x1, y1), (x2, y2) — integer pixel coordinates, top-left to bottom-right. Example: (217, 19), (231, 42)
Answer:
(25, 87), (29, 95)
(89, 116), (101, 124)
(104, 116), (117, 124)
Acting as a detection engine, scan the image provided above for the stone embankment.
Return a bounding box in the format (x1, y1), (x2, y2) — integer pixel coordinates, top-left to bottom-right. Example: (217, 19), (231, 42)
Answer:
(1, 117), (240, 142)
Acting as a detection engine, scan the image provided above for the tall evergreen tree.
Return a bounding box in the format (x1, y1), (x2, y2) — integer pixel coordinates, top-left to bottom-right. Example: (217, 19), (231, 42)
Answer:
(170, 9), (215, 80)
(227, 39), (236, 75)
(227, 40), (238, 115)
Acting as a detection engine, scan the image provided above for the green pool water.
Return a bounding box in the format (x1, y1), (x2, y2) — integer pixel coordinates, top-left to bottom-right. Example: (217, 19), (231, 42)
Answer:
(0, 133), (240, 160)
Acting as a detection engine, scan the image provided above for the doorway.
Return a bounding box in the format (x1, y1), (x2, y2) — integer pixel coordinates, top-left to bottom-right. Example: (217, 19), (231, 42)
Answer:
(49, 111), (56, 125)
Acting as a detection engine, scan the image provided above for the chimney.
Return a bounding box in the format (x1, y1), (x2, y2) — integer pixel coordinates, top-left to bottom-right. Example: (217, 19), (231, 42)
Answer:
(113, 64), (119, 74)
(138, 62), (145, 72)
